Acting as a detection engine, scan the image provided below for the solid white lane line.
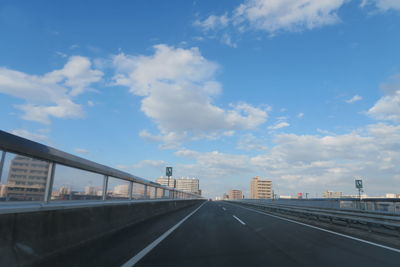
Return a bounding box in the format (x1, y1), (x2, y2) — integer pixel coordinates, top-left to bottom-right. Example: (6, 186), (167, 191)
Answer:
(121, 202), (207, 267)
(230, 203), (400, 254)
(222, 207), (226, 211)
(233, 215), (246, 225)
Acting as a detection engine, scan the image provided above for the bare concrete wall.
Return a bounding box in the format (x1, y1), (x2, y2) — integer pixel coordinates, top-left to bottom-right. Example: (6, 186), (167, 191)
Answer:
(0, 199), (204, 266)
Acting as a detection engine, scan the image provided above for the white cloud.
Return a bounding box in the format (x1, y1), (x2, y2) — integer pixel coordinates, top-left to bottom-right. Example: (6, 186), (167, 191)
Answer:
(0, 56), (103, 124)
(268, 121), (290, 130)
(139, 130), (185, 150)
(193, 13), (230, 31)
(345, 94), (363, 103)
(173, 122), (400, 196)
(368, 91), (400, 122)
(17, 99), (84, 124)
(50, 56), (103, 97)
(221, 33), (237, 48)
(10, 129), (48, 143)
(237, 133), (268, 151)
(362, 0), (400, 11)
(138, 121), (400, 197)
(55, 51), (67, 58)
(195, 0), (400, 46)
(368, 74), (400, 122)
(175, 149), (254, 177)
(195, 0), (347, 37)
(133, 159), (166, 169)
(297, 112), (304, 118)
(233, 0), (346, 33)
(223, 130), (235, 136)
(251, 124), (400, 194)
(113, 44), (267, 146)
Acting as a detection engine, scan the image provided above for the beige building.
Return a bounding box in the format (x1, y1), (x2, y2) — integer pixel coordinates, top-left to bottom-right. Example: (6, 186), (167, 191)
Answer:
(323, 191), (343, 198)
(250, 176), (272, 199)
(0, 184), (7, 198)
(113, 184), (129, 196)
(156, 177), (175, 188)
(156, 177), (201, 195)
(385, 193), (400, 198)
(228, 189), (243, 200)
(5, 155), (49, 201)
(84, 185), (97, 196)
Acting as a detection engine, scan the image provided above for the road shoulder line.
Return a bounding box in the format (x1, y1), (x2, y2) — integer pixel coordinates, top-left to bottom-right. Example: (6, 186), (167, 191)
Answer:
(121, 201), (207, 267)
(227, 202), (400, 254)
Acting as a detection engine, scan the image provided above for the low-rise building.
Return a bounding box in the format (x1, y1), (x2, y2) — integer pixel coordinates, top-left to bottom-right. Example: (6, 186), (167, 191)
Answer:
(156, 177), (201, 195)
(0, 184), (7, 198)
(385, 193), (400, 198)
(228, 189), (243, 200)
(323, 191), (343, 198)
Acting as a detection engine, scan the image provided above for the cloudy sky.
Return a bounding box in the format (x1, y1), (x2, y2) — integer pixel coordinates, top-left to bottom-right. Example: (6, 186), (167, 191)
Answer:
(1, 0), (400, 198)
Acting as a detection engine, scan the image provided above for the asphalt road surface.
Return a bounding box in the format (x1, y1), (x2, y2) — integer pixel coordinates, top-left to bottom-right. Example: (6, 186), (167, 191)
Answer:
(41, 201), (400, 267)
(132, 201), (400, 267)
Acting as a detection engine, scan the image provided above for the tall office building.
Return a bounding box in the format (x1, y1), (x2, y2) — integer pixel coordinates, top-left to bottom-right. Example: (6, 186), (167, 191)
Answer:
(155, 177), (201, 195)
(6, 155), (50, 201)
(250, 176), (273, 199)
(228, 189), (243, 200)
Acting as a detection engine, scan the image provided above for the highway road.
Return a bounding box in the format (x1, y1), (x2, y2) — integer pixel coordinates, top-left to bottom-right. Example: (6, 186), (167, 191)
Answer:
(41, 201), (400, 266)
(131, 201), (400, 267)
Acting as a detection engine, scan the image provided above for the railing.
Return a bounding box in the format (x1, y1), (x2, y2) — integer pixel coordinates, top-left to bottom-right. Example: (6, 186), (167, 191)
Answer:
(230, 199), (400, 236)
(232, 198), (400, 214)
(0, 130), (202, 212)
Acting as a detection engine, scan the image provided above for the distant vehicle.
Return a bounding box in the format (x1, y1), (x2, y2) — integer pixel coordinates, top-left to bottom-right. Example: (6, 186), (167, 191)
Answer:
(208, 198), (212, 201)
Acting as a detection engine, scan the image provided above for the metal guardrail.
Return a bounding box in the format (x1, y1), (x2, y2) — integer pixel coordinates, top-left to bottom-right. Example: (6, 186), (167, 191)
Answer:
(256, 202), (400, 222)
(0, 130), (202, 211)
(231, 199), (400, 235)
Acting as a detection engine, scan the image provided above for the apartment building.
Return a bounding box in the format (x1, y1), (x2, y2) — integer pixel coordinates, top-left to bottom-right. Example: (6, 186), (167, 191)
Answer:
(5, 155), (50, 201)
(250, 176), (273, 199)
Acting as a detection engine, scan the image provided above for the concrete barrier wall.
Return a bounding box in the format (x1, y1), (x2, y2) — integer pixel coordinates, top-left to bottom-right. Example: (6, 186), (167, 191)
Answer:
(0, 199), (204, 266)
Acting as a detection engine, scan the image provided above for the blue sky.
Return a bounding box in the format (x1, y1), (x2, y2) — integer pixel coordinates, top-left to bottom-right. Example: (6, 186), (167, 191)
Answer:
(1, 0), (400, 198)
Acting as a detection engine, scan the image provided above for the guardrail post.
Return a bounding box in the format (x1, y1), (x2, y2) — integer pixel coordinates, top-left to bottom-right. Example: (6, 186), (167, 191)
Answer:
(44, 162), (56, 203)
(144, 184), (148, 199)
(128, 181), (133, 200)
(0, 151), (5, 183)
(102, 175), (108, 201)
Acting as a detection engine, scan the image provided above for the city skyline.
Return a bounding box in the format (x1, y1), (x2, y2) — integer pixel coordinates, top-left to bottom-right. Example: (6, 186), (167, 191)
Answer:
(0, 152), (399, 201)
(1, 1), (400, 198)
